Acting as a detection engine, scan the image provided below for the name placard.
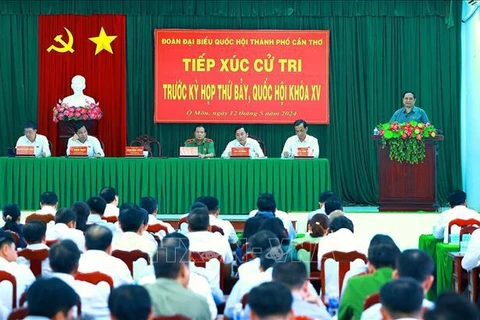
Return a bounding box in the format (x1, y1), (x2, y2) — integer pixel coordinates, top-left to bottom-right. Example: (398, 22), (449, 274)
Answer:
(125, 146), (144, 157)
(231, 147), (250, 157)
(69, 146), (88, 157)
(180, 146), (198, 157)
(295, 147), (313, 157)
(16, 146), (35, 156)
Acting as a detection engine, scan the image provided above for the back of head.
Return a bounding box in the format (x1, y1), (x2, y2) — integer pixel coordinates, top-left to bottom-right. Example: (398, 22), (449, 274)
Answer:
(0, 230), (16, 250)
(161, 232), (190, 250)
(187, 206), (210, 231)
(260, 217), (288, 244)
(260, 246), (287, 271)
(380, 278), (424, 319)
(109, 285), (152, 320)
(273, 261), (307, 290)
(87, 196), (107, 215)
(85, 225), (113, 251)
(324, 196), (343, 215)
(196, 196), (219, 213)
(319, 191), (335, 204)
(153, 246), (189, 279)
(55, 207), (77, 225)
(2, 203), (21, 226)
(397, 249), (434, 282)
(370, 234), (396, 247)
(447, 190), (467, 207)
(40, 191), (58, 206)
(118, 205), (145, 232)
(71, 201), (90, 232)
(100, 187), (118, 204)
(424, 292), (480, 320)
(27, 277), (79, 318)
(256, 193), (277, 213)
(368, 243), (401, 269)
(329, 215), (354, 233)
(23, 221), (46, 244)
(248, 282), (293, 319)
(49, 239), (81, 274)
(309, 213), (329, 237)
(243, 216), (267, 243)
(139, 196), (158, 215)
(249, 230), (281, 257)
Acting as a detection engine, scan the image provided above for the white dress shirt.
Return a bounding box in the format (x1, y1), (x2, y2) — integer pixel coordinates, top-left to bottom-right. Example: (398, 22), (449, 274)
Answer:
(281, 134), (319, 158)
(78, 250), (133, 287)
(148, 215), (175, 239)
(361, 298), (434, 320)
(248, 209), (297, 240)
(189, 271), (218, 319)
(51, 272), (110, 320)
(431, 205), (480, 242)
(17, 243), (52, 277)
(103, 203), (119, 217)
(221, 138), (265, 158)
(316, 228), (368, 300)
(308, 207), (326, 221)
(16, 133), (51, 157)
(462, 228), (480, 270)
(237, 257), (261, 279)
(209, 215), (238, 244)
(35, 206), (56, 215)
(86, 214), (118, 234)
(46, 223), (86, 252)
(0, 257), (35, 312)
(66, 135), (105, 157)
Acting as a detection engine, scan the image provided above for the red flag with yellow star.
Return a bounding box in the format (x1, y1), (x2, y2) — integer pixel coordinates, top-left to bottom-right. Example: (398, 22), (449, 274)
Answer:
(38, 15), (126, 156)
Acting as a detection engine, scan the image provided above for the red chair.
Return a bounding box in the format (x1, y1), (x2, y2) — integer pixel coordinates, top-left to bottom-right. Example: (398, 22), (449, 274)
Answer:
(17, 248), (49, 277)
(75, 271), (114, 291)
(241, 293), (249, 308)
(210, 225), (225, 235)
(4, 230), (20, 247)
(190, 251), (225, 291)
(363, 292), (380, 310)
(242, 252), (256, 263)
(177, 216), (188, 230)
(460, 225), (479, 241)
(320, 250), (368, 303)
(295, 242), (321, 289)
(147, 224), (169, 234)
(46, 239), (58, 247)
(7, 307), (28, 320)
(153, 315), (190, 320)
(448, 218), (480, 235)
(25, 213), (55, 224)
(112, 250), (150, 276)
(0, 270), (17, 309)
(101, 216), (118, 223)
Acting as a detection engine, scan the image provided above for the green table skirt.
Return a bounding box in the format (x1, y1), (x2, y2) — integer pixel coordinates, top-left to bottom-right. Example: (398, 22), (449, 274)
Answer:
(0, 157), (331, 213)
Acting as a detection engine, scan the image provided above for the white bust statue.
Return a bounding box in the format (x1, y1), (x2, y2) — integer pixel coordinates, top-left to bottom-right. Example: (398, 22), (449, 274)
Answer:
(62, 75), (96, 107)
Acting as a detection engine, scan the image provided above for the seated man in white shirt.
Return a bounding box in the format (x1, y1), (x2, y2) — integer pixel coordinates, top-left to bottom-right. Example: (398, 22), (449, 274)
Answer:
(248, 193), (296, 240)
(86, 196), (117, 234)
(100, 187), (120, 217)
(17, 221), (52, 277)
(140, 196), (175, 236)
(196, 196), (238, 245)
(378, 278), (424, 320)
(221, 126), (265, 158)
(308, 191), (336, 221)
(186, 204), (234, 292)
(26, 277), (79, 320)
(78, 225), (133, 287)
(108, 285), (153, 320)
(50, 239), (111, 319)
(462, 228), (480, 271)
(0, 231), (35, 312)
(432, 189), (480, 242)
(66, 123), (105, 158)
(35, 191), (58, 216)
(15, 120), (51, 157)
(46, 208), (86, 252)
(281, 119), (319, 158)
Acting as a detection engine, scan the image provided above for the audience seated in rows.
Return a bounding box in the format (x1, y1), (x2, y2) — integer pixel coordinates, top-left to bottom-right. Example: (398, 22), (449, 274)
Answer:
(46, 208), (85, 252)
(308, 191), (336, 220)
(236, 215), (266, 265)
(109, 285), (153, 320)
(379, 278), (424, 320)
(140, 196), (174, 237)
(362, 249), (435, 319)
(260, 217), (297, 260)
(17, 221), (52, 277)
(35, 191), (58, 216)
(77, 225), (133, 287)
(100, 187), (120, 218)
(339, 242), (400, 319)
(197, 196), (238, 245)
(86, 196), (117, 234)
(248, 282), (293, 320)
(238, 230), (281, 279)
(71, 201), (90, 232)
(1, 203), (26, 248)
(424, 292), (480, 320)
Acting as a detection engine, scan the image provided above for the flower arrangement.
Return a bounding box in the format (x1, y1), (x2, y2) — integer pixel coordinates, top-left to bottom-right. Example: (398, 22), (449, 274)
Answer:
(377, 121), (437, 164)
(52, 100), (103, 122)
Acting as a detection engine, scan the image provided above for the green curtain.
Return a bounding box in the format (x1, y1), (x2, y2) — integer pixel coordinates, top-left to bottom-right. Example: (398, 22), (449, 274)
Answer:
(0, 0), (462, 206)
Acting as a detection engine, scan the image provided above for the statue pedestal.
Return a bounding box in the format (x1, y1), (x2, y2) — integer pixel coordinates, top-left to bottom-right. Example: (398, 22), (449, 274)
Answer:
(57, 120), (98, 156)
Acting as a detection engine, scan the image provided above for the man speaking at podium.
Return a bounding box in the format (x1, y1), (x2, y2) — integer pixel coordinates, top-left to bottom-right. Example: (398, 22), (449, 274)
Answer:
(389, 91), (430, 123)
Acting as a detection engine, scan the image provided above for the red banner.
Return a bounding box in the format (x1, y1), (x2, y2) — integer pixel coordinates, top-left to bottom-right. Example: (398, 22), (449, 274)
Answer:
(38, 14), (126, 156)
(154, 29), (330, 124)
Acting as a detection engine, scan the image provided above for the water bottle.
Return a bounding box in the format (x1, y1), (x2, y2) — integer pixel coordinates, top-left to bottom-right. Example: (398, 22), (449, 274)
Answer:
(327, 289), (339, 316)
(233, 302), (247, 320)
(373, 127), (379, 135)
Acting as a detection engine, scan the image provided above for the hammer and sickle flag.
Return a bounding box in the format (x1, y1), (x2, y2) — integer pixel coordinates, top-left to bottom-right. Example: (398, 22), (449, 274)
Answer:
(38, 15), (127, 157)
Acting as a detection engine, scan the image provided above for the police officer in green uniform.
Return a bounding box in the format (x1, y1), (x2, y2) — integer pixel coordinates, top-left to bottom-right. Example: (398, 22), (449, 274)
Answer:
(184, 125), (215, 158)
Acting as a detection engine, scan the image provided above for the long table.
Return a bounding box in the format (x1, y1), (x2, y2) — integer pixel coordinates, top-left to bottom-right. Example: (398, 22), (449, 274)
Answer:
(0, 157), (331, 213)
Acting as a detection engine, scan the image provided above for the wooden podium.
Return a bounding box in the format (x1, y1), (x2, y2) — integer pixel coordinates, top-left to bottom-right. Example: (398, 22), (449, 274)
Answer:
(374, 135), (443, 212)
(57, 120), (98, 156)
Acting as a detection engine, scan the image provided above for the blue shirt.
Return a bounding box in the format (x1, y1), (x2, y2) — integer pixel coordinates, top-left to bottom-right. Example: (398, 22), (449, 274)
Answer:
(389, 106), (430, 124)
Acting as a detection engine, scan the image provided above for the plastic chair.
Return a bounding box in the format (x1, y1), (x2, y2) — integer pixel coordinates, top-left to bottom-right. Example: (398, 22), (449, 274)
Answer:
(320, 250), (368, 303)
(249, 135), (266, 156)
(0, 270), (17, 309)
(75, 271), (114, 291)
(130, 135), (162, 157)
(112, 250), (150, 276)
(460, 225), (479, 241)
(448, 218), (480, 236)
(177, 216), (188, 230)
(46, 239), (58, 247)
(210, 225), (225, 235)
(17, 248), (49, 277)
(295, 242), (321, 289)
(147, 224), (169, 234)
(25, 213), (55, 224)
(363, 292), (380, 310)
(101, 216), (118, 223)
(190, 251), (225, 291)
